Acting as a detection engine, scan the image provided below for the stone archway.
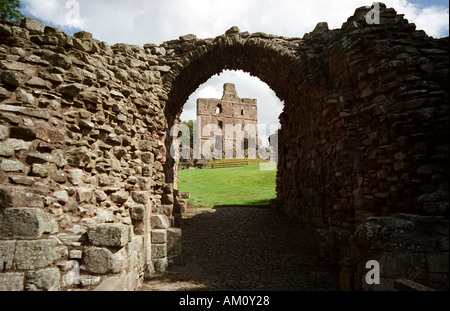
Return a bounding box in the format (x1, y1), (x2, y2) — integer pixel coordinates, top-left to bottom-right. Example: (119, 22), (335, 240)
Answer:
(159, 3), (449, 289)
(160, 4), (440, 230)
(160, 26), (305, 191)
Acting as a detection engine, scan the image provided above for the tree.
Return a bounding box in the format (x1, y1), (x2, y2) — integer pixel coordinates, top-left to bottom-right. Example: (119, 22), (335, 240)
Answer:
(0, 0), (25, 24)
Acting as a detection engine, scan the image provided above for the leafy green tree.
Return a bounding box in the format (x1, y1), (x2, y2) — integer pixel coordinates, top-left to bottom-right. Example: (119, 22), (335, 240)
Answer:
(0, 0), (25, 24)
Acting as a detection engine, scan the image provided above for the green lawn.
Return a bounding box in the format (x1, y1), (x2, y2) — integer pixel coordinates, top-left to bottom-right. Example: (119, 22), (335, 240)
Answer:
(177, 164), (277, 207)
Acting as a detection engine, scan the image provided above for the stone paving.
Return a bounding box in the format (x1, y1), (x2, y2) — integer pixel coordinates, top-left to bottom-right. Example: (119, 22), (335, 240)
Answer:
(139, 206), (341, 291)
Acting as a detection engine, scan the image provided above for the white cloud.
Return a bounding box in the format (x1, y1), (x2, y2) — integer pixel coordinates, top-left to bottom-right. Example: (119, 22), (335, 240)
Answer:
(198, 85), (223, 99)
(21, 0), (449, 45)
(19, 0), (448, 142)
(384, 0), (449, 37)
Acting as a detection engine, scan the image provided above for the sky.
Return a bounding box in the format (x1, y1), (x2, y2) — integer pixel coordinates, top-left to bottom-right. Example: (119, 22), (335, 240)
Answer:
(19, 0), (449, 145)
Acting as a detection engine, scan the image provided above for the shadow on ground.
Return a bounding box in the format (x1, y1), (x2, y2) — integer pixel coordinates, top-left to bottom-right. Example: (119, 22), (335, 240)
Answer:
(141, 204), (341, 291)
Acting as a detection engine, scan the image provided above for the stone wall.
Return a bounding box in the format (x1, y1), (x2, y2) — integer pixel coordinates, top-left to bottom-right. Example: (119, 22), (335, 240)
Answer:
(0, 2), (448, 290)
(340, 214), (449, 290)
(0, 17), (180, 290)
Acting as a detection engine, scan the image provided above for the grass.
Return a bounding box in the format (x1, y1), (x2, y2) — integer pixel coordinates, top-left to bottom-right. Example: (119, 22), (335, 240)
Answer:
(177, 164), (277, 207)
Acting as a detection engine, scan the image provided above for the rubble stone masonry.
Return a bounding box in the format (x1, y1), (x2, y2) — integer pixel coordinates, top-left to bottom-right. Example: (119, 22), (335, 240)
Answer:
(0, 3), (448, 290)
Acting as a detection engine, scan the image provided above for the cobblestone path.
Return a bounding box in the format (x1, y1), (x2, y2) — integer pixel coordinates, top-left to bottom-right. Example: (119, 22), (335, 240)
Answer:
(139, 206), (341, 291)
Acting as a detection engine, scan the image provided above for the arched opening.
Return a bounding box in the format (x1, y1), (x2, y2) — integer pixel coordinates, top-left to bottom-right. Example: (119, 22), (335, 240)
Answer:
(156, 16), (450, 290)
(162, 27), (371, 233)
(161, 62), (341, 290)
(162, 38), (300, 211)
(160, 35), (331, 250)
(158, 28), (369, 290)
(175, 69), (283, 206)
(160, 51), (344, 289)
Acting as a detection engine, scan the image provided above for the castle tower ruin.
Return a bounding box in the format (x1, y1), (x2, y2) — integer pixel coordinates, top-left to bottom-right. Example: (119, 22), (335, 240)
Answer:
(196, 83), (258, 159)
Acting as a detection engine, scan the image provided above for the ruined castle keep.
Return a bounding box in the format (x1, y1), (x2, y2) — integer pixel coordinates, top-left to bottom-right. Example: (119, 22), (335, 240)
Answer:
(196, 83), (258, 159)
(0, 3), (449, 291)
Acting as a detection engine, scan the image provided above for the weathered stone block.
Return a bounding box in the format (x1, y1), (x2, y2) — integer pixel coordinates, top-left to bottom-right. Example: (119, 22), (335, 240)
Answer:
(92, 206), (115, 223)
(31, 163), (50, 177)
(14, 239), (65, 269)
(151, 244), (167, 259)
(69, 250), (83, 259)
(130, 204), (145, 221)
(59, 260), (81, 287)
(0, 272), (24, 291)
(110, 189), (129, 205)
(0, 186), (43, 208)
(94, 189), (108, 202)
(56, 83), (84, 98)
(74, 30), (93, 39)
(76, 187), (94, 203)
(1, 159), (29, 173)
(93, 271), (126, 291)
(26, 267), (61, 291)
(157, 204), (173, 216)
(131, 191), (149, 204)
(50, 53), (72, 70)
(2, 138), (32, 151)
(83, 246), (125, 274)
(142, 165), (152, 176)
(54, 190), (69, 204)
(0, 141), (15, 156)
(0, 23), (12, 36)
(0, 208), (58, 239)
(66, 146), (92, 167)
(26, 76), (51, 89)
(9, 176), (37, 186)
(151, 229), (167, 244)
(0, 125), (9, 140)
(141, 152), (154, 163)
(20, 17), (45, 34)
(87, 223), (130, 247)
(154, 257), (168, 273)
(416, 164), (440, 176)
(66, 169), (83, 185)
(1, 70), (23, 86)
(151, 214), (170, 229)
(0, 240), (16, 270)
(167, 227), (182, 265)
(26, 152), (54, 164)
(0, 186), (21, 208)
